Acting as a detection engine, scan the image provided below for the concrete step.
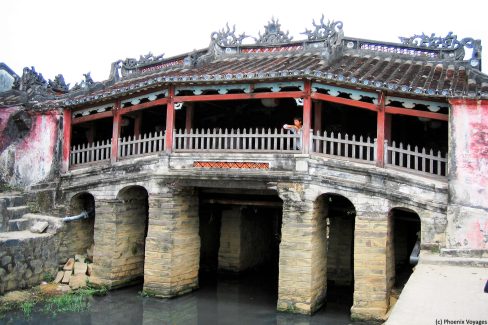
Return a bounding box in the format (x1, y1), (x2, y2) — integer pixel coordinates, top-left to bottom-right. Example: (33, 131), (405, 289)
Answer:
(419, 251), (488, 268)
(0, 195), (26, 207)
(6, 206), (30, 220)
(7, 219), (30, 232)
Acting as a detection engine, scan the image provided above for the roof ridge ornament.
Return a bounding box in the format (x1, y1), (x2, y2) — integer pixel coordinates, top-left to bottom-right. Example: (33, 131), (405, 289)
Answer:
(254, 17), (293, 45)
(399, 32), (482, 65)
(302, 14), (344, 47)
(48, 74), (70, 93)
(12, 66), (47, 92)
(211, 23), (250, 47)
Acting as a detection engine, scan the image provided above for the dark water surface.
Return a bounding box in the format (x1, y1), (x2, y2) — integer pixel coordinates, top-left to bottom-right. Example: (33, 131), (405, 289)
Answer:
(1, 273), (376, 325)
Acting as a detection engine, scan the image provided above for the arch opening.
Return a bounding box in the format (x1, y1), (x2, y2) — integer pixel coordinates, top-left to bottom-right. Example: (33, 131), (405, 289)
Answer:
(61, 192), (96, 262)
(114, 185), (149, 284)
(390, 208), (421, 294)
(317, 193), (356, 310)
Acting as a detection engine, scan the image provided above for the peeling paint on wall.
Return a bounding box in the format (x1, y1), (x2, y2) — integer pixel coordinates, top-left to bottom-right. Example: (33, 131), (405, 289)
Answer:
(448, 100), (488, 250)
(451, 102), (488, 207)
(0, 108), (59, 186)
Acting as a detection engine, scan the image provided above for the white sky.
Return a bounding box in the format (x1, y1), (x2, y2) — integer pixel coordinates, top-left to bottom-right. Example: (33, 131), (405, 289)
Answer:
(2, 0), (487, 86)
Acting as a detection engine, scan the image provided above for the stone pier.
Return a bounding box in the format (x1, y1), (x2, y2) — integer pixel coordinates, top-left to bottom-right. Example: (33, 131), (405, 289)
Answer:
(277, 185), (327, 315)
(351, 212), (393, 321)
(143, 187), (200, 297)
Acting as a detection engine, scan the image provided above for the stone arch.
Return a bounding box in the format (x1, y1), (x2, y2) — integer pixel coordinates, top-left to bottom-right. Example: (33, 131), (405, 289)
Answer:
(389, 207), (421, 293)
(59, 192), (96, 262)
(112, 185), (149, 285)
(315, 193), (356, 308)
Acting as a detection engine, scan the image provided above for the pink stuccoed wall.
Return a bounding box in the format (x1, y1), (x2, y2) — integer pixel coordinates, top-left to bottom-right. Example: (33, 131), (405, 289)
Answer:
(0, 107), (60, 186)
(447, 99), (488, 250)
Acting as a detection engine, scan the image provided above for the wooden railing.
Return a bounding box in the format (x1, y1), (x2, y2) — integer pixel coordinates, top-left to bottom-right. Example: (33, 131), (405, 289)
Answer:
(384, 141), (447, 176)
(173, 128), (301, 153)
(118, 131), (165, 158)
(68, 130), (448, 178)
(70, 140), (111, 166)
(311, 131), (376, 163)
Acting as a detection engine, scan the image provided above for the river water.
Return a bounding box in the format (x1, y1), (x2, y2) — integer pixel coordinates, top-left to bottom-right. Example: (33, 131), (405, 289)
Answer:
(1, 272), (376, 325)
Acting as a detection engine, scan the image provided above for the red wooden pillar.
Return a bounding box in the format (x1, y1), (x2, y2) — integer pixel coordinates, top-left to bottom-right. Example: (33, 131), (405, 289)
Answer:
(165, 86), (176, 152)
(314, 101), (323, 133)
(376, 92), (390, 167)
(302, 80), (312, 154)
(185, 103), (194, 131)
(134, 112), (142, 137)
(62, 108), (72, 173)
(111, 100), (122, 164)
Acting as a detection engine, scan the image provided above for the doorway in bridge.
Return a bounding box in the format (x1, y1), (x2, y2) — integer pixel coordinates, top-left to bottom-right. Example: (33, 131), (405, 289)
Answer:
(198, 189), (283, 309)
(61, 192), (96, 262)
(320, 193), (356, 309)
(114, 186), (149, 284)
(390, 208), (421, 294)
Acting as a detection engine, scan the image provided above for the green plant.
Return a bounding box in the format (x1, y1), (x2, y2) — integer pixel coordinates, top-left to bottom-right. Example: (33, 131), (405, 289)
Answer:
(138, 289), (156, 297)
(42, 272), (55, 283)
(20, 301), (35, 317)
(43, 293), (88, 316)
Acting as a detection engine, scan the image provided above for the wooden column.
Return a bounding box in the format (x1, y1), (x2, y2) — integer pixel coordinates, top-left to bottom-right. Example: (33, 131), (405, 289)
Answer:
(185, 103), (194, 131)
(302, 80), (312, 154)
(165, 86), (176, 152)
(314, 101), (323, 133)
(134, 112), (142, 137)
(111, 100), (122, 164)
(61, 108), (72, 173)
(376, 92), (390, 167)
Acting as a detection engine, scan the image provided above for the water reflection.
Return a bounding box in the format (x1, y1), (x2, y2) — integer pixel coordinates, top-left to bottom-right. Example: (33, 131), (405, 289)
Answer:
(3, 272), (375, 325)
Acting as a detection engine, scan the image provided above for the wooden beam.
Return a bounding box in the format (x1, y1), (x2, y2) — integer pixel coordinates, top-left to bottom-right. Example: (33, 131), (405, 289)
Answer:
(119, 98), (168, 115)
(174, 91), (306, 103)
(201, 198), (283, 207)
(314, 101), (323, 132)
(62, 109), (72, 173)
(133, 112), (142, 137)
(185, 103), (194, 131)
(165, 86), (175, 152)
(111, 100), (122, 163)
(311, 92), (378, 111)
(376, 92), (386, 167)
(385, 106), (448, 121)
(303, 81), (312, 154)
(72, 111), (113, 125)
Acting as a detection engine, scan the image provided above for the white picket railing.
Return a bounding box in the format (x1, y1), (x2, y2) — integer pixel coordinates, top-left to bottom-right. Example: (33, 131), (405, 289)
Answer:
(118, 131), (166, 158)
(384, 141), (447, 176)
(173, 128), (301, 153)
(311, 131), (376, 163)
(70, 140), (111, 166)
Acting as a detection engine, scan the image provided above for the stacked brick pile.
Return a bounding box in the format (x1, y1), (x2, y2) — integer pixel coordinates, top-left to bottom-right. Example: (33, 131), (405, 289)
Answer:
(52, 245), (93, 289)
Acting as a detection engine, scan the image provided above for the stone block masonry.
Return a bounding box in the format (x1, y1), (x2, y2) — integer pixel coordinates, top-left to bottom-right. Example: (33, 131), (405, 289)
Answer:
(0, 231), (59, 293)
(276, 184), (327, 315)
(143, 187), (200, 297)
(351, 214), (391, 321)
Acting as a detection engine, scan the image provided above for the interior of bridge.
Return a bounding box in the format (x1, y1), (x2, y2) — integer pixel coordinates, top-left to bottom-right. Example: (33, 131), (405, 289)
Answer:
(198, 188), (283, 302)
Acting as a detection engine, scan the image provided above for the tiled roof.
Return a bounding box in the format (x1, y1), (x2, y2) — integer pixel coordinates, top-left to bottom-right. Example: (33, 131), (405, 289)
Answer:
(2, 18), (488, 108)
